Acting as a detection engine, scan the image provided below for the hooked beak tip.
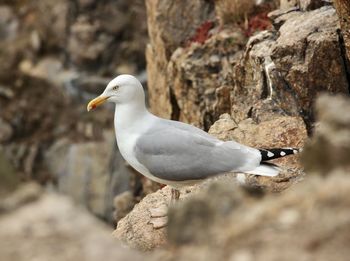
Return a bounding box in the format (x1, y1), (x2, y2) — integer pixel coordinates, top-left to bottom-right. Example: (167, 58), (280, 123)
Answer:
(86, 96), (108, 112)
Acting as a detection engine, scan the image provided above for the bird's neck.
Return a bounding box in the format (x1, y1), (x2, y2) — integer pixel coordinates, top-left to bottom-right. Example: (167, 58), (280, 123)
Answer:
(114, 100), (152, 133)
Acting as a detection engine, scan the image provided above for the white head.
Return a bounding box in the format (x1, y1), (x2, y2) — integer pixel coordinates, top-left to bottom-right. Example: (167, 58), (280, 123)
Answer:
(87, 74), (145, 111)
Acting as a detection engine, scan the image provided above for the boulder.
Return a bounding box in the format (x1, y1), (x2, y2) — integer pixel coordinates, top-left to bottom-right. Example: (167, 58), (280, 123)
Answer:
(303, 94), (350, 174)
(0, 189), (144, 261)
(160, 171), (350, 261)
(45, 131), (132, 222)
(233, 6), (348, 128)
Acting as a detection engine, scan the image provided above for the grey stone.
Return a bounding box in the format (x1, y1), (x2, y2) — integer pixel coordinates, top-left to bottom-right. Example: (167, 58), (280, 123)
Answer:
(44, 131), (131, 221)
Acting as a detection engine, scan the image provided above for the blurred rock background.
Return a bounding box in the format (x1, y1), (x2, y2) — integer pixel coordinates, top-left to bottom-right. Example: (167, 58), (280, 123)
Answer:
(1, 0), (350, 260)
(0, 0), (151, 223)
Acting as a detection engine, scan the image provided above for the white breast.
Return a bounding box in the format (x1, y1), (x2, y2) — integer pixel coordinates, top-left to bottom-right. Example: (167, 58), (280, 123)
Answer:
(115, 122), (149, 175)
(113, 107), (163, 182)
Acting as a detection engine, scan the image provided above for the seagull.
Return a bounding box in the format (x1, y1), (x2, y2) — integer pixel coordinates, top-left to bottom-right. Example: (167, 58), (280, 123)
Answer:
(87, 75), (300, 201)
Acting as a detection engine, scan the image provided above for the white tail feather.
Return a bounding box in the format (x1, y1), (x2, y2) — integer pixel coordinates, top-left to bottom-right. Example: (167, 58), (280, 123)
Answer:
(244, 164), (280, 177)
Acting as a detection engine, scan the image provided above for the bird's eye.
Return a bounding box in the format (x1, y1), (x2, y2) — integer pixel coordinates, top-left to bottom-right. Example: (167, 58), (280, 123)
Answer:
(112, 86), (119, 91)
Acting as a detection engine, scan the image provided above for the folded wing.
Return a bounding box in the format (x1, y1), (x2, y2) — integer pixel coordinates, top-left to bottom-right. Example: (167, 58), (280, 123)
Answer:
(134, 119), (262, 181)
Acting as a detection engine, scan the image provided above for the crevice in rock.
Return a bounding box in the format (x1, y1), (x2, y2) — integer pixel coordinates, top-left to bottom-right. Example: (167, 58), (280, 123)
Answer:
(280, 78), (313, 135)
(247, 106), (253, 118)
(203, 111), (215, 131)
(260, 65), (269, 99)
(259, 55), (312, 135)
(169, 87), (180, 121)
(300, 108), (314, 136)
(336, 28), (350, 94)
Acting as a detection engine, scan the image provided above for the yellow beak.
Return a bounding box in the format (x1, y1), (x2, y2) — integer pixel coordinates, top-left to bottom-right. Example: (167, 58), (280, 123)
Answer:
(87, 96), (108, 111)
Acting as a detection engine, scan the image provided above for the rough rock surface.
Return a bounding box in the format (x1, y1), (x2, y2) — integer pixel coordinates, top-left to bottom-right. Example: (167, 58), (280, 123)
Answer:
(146, 2), (348, 133)
(167, 30), (246, 128)
(145, 0), (215, 119)
(0, 188), (144, 261)
(209, 113), (307, 190)
(280, 0), (332, 10)
(233, 6), (348, 129)
(114, 177), (241, 251)
(113, 186), (172, 251)
(158, 171), (350, 261)
(333, 0), (350, 62)
(209, 114), (306, 166)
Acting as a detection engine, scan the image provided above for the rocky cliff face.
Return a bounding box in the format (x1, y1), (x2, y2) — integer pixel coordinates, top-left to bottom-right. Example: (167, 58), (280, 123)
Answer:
(146, 1), (348, 130)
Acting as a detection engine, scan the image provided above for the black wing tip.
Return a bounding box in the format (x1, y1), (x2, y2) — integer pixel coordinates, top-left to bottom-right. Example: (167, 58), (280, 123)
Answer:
(259, 148), (302, 161)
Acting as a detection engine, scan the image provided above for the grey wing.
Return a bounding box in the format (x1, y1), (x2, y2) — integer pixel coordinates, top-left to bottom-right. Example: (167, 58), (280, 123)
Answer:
(134, 119), (261, 181)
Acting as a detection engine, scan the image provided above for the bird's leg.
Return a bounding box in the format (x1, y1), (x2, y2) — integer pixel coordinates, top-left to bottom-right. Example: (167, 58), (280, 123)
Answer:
(149, 188), (180, 229)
